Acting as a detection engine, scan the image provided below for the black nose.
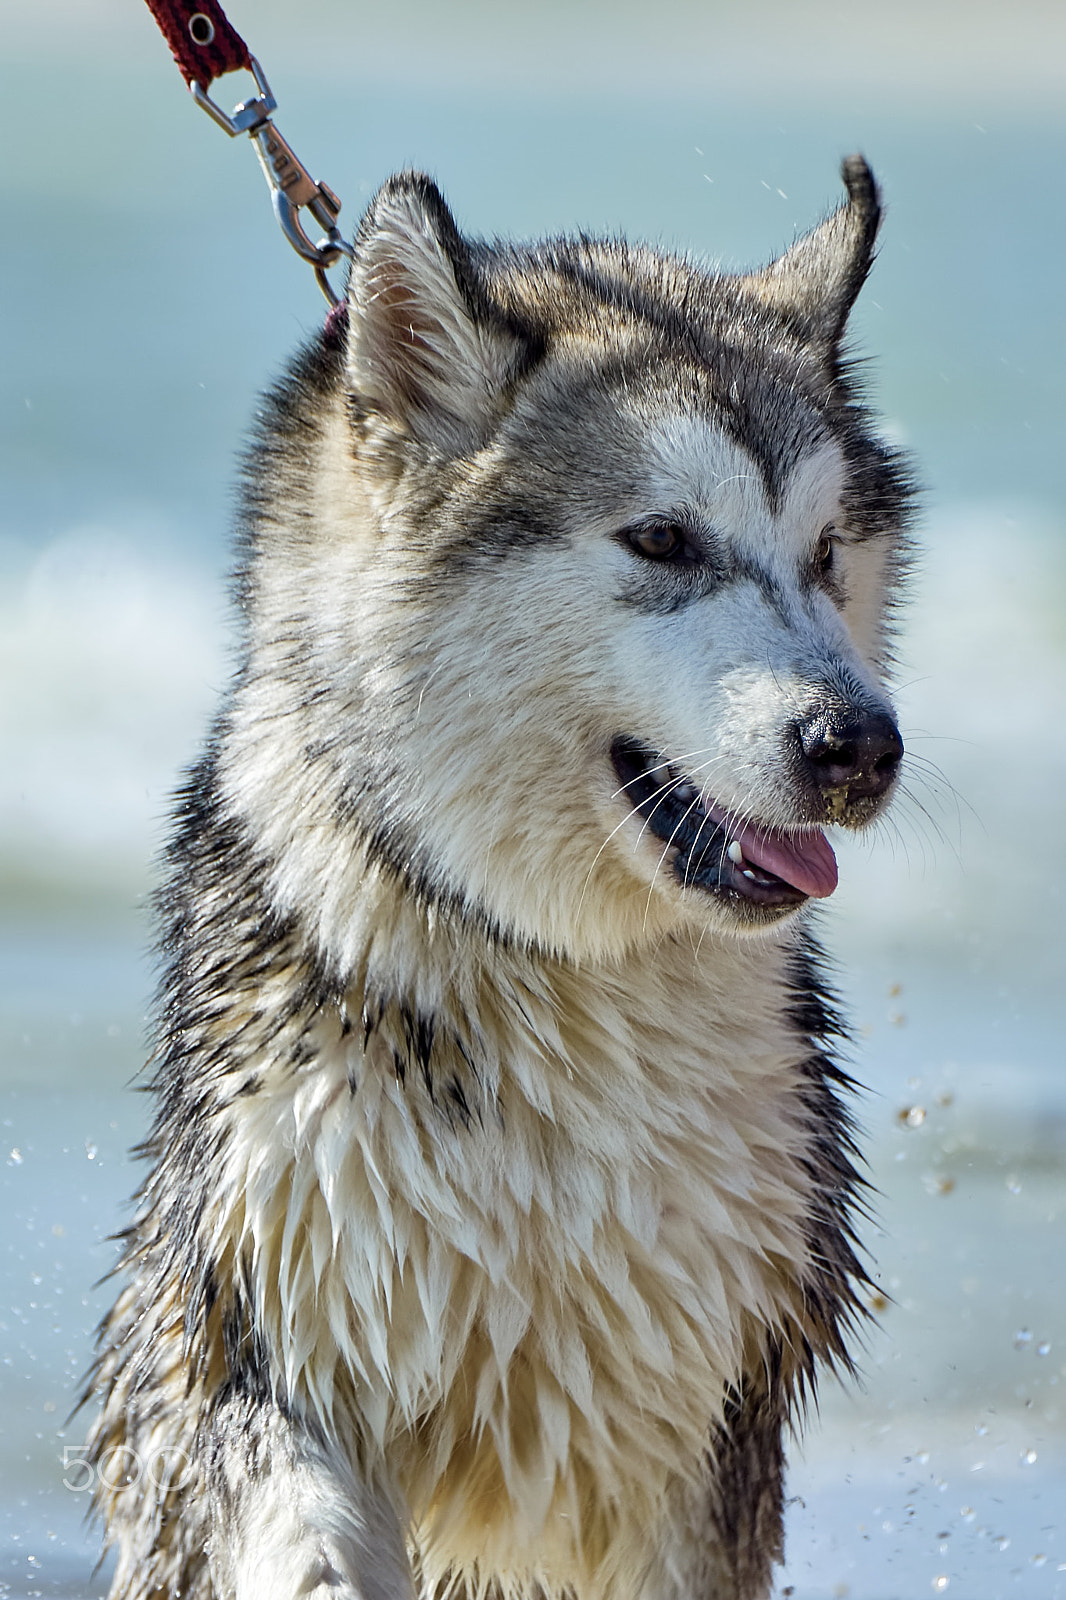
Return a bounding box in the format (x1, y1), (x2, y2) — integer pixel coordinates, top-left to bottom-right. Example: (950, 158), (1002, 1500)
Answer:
(797, 706), (903, 801)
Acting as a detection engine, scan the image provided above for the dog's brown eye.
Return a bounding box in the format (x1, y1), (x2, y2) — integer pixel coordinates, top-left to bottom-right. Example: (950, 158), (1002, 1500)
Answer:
(627, 522), (684, 560)
(816, 528), (836, 574)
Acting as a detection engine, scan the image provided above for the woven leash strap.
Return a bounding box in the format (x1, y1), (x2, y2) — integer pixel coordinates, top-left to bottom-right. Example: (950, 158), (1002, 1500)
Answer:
(144, 0), (251, 88)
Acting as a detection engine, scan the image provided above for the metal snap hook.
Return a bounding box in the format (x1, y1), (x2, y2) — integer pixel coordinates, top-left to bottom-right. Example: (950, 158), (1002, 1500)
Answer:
(189, 57), (353, 305)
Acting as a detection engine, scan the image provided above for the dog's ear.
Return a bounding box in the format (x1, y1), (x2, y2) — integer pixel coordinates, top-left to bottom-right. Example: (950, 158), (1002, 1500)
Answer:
(743, 156), (881, 355)
(347, 172), (526, 454)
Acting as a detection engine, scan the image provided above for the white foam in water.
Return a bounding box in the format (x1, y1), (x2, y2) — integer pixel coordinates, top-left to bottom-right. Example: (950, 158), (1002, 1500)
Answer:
(0, 524), (227, 884)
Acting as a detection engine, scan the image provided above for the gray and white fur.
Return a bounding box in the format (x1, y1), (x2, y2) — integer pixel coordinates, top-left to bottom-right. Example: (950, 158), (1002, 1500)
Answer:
(84, 155), (914, 1600)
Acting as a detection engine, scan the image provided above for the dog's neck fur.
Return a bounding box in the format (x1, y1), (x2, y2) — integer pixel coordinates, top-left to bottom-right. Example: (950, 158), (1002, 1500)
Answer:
(185, 819), (833, 1592)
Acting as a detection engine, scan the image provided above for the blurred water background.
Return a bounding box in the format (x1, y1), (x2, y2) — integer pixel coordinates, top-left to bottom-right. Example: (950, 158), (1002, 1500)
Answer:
(2, 1), (1065, 1594)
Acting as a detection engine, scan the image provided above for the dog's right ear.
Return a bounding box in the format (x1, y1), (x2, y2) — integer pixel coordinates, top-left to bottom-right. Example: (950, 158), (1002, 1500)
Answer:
(347, 173), (525, 455)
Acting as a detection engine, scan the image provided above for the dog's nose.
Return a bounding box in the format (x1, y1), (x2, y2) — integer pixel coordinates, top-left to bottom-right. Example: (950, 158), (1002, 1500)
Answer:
(797, 706), (903, 800)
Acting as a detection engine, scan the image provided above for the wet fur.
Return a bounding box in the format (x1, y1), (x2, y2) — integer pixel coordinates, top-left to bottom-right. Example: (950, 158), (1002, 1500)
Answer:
(85, 158), (913, 1600)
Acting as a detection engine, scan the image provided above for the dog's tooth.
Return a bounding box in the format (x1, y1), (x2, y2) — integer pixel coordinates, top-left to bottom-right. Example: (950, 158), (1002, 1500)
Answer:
(673, 781), (696, 804)
(726, 841), (745, 865)
(743, 869), (757, 881)
(649, 763), (672, 787)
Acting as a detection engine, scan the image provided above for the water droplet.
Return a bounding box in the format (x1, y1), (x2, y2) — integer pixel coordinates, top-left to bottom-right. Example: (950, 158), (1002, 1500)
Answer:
(1006, 1175), (1022, 1194)
(960, 1507), (975, 1522)
(1014, 1328), (1033, 1350)
(932, 1578), (949, 1593)
(8, 1147), (22, 1165)
(994, 1535), (1011, 1552)
(1033, 1554), (1047, 1567)
(1021, 1448), (1037, 1465)
(900, 1105), (926, 1128)
(85, 1141), (97, 1162)
(975, 1423), (989, 1435)
(917, 1449), (931, 1464)
(1037, 1341), (1051, 1357)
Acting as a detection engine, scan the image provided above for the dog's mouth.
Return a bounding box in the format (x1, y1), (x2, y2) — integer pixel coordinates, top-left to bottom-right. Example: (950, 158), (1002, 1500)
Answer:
(611, 737), (838, 909)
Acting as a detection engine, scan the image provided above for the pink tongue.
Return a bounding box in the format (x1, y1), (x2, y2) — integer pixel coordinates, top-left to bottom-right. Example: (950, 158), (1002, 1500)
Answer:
(731, 818), (838, 899)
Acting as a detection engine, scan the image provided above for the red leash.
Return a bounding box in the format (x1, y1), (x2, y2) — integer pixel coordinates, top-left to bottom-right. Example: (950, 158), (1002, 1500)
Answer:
(142, 1), (351, 305)
(143, 1), (251, 87)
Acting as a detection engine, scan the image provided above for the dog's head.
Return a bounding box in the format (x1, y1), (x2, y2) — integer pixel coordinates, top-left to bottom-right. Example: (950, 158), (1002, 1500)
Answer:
(231, 160), (913, 964)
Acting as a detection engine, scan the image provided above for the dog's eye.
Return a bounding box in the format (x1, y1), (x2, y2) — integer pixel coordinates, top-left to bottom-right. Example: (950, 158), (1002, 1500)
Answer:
(816, 527), (836, 574)
(626, 522), (685, 561)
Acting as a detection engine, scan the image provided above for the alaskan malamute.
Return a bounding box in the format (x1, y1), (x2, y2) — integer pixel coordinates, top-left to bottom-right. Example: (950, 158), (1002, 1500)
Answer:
(86, 155), (912, 1600)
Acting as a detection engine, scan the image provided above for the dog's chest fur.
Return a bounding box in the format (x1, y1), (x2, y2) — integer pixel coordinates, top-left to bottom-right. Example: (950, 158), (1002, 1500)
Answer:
(213, 908), (816, 1584)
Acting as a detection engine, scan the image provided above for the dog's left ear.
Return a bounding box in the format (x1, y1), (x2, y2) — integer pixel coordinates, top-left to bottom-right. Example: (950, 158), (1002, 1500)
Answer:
(743, 155), (881, 356)
(346, 172), (527, 455)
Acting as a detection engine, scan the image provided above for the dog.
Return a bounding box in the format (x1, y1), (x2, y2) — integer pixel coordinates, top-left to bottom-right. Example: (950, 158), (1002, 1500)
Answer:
(84, 154), (913, 1600)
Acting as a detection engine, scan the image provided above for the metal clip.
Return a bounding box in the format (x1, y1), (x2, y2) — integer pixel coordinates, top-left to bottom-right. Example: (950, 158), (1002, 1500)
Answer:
(191, 57), (352, 305)
(190, 55), (276, 136)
